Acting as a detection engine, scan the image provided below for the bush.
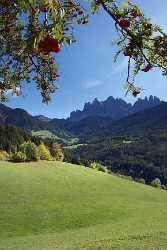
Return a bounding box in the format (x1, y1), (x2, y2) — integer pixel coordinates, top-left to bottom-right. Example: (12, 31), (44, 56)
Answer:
(161, 185), (167, 190)
(151, 178), (161, 188)
(11, 151), (26, 162)
(20, 141), (39, 162)
(138, 178), (146, 184)
(98, 165), (109, 173)
(90, 161), (99, 170)
(89, 162), (102, 171)
(50, 143), (64, 161)
(0, 150), (9, 160)
(38, 144), (52, 161)
(123, 175), (134, 181)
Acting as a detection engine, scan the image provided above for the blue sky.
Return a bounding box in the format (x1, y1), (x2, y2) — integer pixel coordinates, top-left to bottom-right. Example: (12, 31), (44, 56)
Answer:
(7, 0), (167, 118)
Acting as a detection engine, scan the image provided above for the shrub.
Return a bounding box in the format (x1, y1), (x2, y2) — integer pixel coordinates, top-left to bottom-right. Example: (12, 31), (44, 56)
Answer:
(11, 151), (26, 162)
(161, 185), (167, 190)
(20, 141), (39, 162)
(89, 162), (110, 174)
(0, 150), (9, 160)
(50, 143), (64, 161)
(118, 174), (134, 181)
(138, 178), (146, 184)
(90, 161), (99, 170)
(151, 178), (161, 188)
(38, 144), (52, 161)
(98, 165), (109, 173)
(104, 167), (110, 174)
(123, 175), (134, 181)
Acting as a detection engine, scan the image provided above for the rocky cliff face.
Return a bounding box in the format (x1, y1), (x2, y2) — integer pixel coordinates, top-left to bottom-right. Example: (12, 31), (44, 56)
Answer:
(69, 96), (162, 121)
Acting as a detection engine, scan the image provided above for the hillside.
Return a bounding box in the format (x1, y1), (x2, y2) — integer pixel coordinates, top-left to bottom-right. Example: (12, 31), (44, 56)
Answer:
(95, 102), (167, 137)
(0, 96), (162, 138)
(0, 161), (167, 249)
(69, 102), (167, 138)
(0, 104), (73, 143)
(0, 124), (34, 152)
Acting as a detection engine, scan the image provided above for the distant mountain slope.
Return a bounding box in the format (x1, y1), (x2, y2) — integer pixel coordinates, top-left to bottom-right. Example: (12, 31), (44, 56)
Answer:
(65, 102), (167, 138)
(64, 116), (112, 136)
(35, 115), (52, 123)
(4, 108), (51, 131)
(69, 96), (161, 121)
(0, 105), (73, 142)
(89, 102), (167, 137)
(0, 96), (163, 140)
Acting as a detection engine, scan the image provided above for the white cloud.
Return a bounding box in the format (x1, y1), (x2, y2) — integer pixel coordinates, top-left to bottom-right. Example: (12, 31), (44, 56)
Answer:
(82, 79), (103, 89)
(112, 57), (129, 75)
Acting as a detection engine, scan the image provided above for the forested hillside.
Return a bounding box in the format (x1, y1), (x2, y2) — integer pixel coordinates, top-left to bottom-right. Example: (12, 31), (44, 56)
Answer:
(0, 125), (39, 153)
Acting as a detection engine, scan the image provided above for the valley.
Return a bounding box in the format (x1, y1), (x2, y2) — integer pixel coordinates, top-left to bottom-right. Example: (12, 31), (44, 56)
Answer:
(1, 96), (167, 186)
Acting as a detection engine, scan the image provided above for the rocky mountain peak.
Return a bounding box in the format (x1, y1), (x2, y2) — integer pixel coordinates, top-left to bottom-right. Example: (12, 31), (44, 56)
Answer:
(69, 96), (162, 121)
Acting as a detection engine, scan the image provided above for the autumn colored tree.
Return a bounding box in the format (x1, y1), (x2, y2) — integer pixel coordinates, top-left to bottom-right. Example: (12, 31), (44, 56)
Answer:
(50, 143), (64, 161)
(38, 143), (52, 160)
(1, 0), (167, 101)
(20, 141), (39, 161)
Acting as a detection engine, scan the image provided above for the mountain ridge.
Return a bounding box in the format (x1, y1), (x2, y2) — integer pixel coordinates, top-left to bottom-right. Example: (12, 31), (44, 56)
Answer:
(69, 95), (162, 121)
(0, 96), (163, 139)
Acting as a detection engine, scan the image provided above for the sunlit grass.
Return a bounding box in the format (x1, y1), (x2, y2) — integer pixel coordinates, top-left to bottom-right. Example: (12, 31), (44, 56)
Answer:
(0, 161), (167, 249)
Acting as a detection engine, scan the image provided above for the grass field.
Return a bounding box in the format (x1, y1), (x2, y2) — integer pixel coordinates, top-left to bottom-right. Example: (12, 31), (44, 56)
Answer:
(31, 130), (79, 146)
(0, 161), (167, 249)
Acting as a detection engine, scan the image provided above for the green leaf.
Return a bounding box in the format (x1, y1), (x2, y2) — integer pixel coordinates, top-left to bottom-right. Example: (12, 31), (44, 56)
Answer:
(121, 1), (129, 9)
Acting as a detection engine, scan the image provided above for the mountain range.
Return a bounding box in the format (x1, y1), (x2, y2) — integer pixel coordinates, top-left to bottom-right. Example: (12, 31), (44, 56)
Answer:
(0, 95), (165, 140)
(69, 95), (161, 121)
(1, 95), (167, 185)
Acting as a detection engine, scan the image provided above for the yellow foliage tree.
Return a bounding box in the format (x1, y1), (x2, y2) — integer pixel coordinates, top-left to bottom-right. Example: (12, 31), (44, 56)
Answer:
(50, 143), (64, 162)
(38, 144), (52, 161)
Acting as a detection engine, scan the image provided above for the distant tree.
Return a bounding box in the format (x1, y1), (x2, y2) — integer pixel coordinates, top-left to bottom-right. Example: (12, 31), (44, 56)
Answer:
(20, 142), (39, 162)
(38, 143), (52, 161)
(90, 161), (100, 171)
(0, 150), (9, 161)
(151, 178), (161, 189)
(11, 151), (27, 163)
(50, 143), (64, 161)
(1, 1), (167, 101)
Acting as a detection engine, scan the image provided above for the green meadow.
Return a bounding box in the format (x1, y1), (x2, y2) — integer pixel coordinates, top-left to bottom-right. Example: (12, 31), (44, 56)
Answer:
(0, 161), (167, 249)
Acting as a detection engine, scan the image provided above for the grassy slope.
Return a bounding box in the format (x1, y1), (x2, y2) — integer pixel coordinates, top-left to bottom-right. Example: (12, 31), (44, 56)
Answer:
(0, 162), (167, 249)
(32, 130), (79, 146)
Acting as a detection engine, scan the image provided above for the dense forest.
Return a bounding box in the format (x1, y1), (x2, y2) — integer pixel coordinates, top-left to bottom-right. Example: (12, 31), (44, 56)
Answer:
(65, 133), (167, 185)
(0, 125), (40, 153)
